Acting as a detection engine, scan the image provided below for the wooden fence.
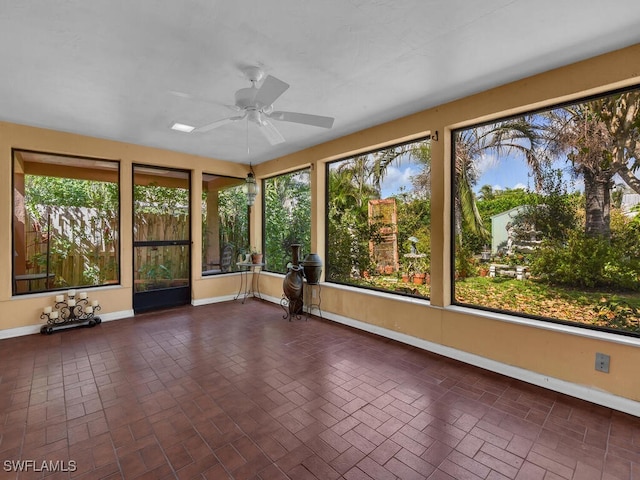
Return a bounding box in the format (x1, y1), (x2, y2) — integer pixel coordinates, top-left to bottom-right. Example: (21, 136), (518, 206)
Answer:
(22, 207), (189, 291)
(23, 206), (118, 290)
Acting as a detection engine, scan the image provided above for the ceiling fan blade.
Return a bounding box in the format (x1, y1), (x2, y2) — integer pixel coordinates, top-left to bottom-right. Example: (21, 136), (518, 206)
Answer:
(254, 75), (289, 108)
(258, 118), (286, 145)
(168, 90), (193, 99)
(169, 90), (235, 110)
(193, 114), (245, 133)
(268, 111), (334, 129)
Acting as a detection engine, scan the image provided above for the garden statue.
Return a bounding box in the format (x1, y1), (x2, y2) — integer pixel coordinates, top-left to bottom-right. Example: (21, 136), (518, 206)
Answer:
(408, 236), (419, 255)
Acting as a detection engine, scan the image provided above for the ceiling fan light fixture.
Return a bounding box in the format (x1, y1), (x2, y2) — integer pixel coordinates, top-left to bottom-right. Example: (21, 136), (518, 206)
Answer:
(170, 122), (195, 133)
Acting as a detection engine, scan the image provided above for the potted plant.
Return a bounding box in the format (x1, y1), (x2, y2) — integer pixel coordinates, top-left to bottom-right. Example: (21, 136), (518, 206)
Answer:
(412, 257), (430, 285)
(137, 262), (172, 290)
(250, 247), (263, 264)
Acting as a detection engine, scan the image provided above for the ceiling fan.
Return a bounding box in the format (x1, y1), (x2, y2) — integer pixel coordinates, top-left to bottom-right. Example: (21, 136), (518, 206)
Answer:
(189, 67), (335, 145)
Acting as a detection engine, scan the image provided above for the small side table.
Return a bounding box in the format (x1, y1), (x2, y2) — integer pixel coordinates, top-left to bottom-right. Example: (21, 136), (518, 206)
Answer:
(235, 262), (265, 303)
(303, 281), (322, 320)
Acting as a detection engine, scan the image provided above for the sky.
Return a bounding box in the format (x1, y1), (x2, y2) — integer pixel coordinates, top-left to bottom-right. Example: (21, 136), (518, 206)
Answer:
(380, 155), (535, 199)
(472, 152), (530, 192)
(380, 153), (582, 199)
(380, 163), (419, 198)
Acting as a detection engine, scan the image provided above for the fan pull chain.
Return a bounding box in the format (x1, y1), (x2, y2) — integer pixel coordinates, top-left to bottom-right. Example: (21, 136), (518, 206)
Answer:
(246, 116), (250, 158)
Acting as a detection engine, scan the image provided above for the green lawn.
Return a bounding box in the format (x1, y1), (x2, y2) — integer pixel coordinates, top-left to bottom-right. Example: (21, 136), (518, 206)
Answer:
(361, 275), (640, 334)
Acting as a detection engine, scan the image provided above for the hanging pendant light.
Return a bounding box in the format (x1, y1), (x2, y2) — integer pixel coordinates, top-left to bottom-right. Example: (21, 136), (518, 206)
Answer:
(243, 166), (258, 206)
(242, 119), (259, 206)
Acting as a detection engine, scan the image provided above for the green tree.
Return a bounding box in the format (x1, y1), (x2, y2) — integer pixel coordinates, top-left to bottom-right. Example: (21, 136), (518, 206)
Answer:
(410, 142), (432, 199)
(511, 168), (581, 244)
(477, 184), (496, 201)
(215, 185), (248, 253)
(476, 188), (532, 224)
(26, 176), (118, 210)
(326, 165), (374, 280)
(24, 174), (120, 287)
(454, 118), (541, 246)
(264, 170), (311, 272)
(326, 139), (432, 282)
(471, 188), (533, 252)
(542, 90), (640, 238)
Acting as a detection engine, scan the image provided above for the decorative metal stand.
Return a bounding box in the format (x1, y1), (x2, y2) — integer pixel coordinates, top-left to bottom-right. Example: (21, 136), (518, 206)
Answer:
(303, 281), (322, 320)
(280, 295), (301, 321)
(40, 291), (101, 334)
(235, 262), (265, 303)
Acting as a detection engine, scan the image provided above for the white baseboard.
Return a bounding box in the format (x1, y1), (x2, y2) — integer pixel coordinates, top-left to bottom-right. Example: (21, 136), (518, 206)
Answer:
(192, 294), (237, 306)
(0, 309), (134, 340)
(259, 293), (284, 305)
(0, 324), (42, 339)
(259, 296), (640, 417)
(194, 293), (283, 307)
(100, 309), (135, 323)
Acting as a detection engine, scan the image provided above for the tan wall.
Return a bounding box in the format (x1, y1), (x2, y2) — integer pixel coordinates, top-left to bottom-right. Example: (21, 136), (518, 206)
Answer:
(0, 122), (248, 328)
(1, 44), (639, 404)
(256, 43), (640, 403)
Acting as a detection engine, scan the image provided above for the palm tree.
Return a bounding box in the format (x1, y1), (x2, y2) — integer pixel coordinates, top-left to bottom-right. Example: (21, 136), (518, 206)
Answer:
(369, 143), (416, 193)
(331, 142), (419, 202)
(409, 142), (432, 199)
(332, 156), (380, 211)
(327, 140), (431, 280)
(595, 91), (640, 193)
(454, 118), (541, 244)
(477, 184), (495, 201)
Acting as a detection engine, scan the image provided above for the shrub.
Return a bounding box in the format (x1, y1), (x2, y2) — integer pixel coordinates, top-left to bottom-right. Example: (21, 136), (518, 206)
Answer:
(531, 231), (640, 291)
(455, 244), (478, 279)
(593, 297), (640, 332)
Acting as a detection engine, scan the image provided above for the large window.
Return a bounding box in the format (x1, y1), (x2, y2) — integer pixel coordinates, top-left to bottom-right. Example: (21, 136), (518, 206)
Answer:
(201, 174), (248, 275)
(453, 87), (640, 335)
(263, 169), (311, 273)
(12, 151), (119, 295)
(326, 138), (431, 298)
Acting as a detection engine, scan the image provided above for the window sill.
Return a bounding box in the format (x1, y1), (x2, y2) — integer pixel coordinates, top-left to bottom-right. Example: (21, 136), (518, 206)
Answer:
(322, 280), (431, 306)
(447, 304), (640, 347)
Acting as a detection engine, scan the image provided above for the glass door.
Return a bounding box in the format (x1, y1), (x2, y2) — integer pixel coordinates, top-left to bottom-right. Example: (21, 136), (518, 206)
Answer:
(133, 165), (191, 313)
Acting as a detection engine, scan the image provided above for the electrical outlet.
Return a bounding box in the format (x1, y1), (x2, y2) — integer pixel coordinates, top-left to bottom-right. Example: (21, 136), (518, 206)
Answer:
(595, 352), (610, 373)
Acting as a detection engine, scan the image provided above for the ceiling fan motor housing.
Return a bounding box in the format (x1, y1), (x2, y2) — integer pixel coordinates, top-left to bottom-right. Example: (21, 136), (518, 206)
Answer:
(235, 87), (259, 110)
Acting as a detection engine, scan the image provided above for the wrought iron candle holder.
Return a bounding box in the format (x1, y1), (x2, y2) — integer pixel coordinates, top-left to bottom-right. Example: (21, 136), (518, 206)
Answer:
(40, 290), (102, 334)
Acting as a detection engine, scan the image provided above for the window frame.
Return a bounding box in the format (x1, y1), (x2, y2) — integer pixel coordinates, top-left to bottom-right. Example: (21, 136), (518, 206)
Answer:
(201, 172), (248, 277)
(12, 149), (121, 296)
(261, 167), (312, 274)
(324, 136), (432, 300)
(450, 83), (640, 338)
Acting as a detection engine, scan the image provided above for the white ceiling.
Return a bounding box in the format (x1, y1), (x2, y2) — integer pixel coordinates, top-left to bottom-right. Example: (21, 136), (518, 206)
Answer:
(1, 1), (639, 165)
